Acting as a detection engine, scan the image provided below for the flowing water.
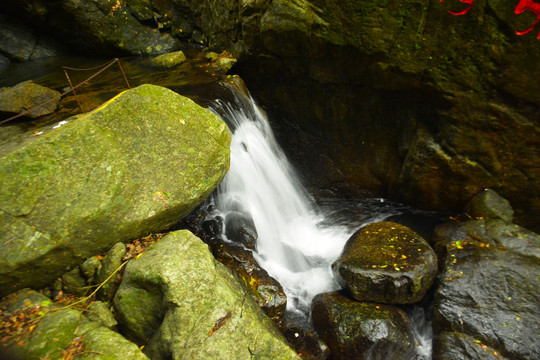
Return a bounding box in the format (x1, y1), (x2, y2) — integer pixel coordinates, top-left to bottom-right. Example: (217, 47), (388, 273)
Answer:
(211, 90), (353, 318)
(1, 56), (433, 358)
(209, 83), (435, 359)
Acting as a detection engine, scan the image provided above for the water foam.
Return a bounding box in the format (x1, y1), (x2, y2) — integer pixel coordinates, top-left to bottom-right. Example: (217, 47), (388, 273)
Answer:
(211, 89), (352, 317)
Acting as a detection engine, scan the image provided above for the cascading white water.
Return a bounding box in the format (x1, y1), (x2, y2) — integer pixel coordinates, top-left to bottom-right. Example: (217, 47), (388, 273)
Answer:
(210, 82), (434, 359)
(211, 88), (353, 317)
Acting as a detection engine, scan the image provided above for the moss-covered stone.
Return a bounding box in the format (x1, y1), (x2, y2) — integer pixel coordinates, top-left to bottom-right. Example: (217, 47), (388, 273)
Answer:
(333, 222), (437, 304)
(114, 230), (299, 359)
(96, 242), (126, 301)
(0, 289), (148, 360)
(147, 50), (186, 68)
(0, 80), (60, 117)
(464, 188), (514, 222)
(86, 301), (118, 330)
(61, 266), (88, 296)
(0, 84), (231, 296)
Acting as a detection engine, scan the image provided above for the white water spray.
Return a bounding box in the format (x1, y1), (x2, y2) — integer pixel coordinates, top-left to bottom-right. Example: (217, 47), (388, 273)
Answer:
(211, 87), (353, 317)
(210, 82), (433, 358)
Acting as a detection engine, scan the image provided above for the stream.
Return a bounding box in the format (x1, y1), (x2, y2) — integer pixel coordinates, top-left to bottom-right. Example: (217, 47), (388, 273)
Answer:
(1, 55), (439, 359)
(209, 82), (436, 359)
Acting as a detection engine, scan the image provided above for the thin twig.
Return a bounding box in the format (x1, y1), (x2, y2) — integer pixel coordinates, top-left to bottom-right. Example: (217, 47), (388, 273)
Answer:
(54, 260), (128, 310)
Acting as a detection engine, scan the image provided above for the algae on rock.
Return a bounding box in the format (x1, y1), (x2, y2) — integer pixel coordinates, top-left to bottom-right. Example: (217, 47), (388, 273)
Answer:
(114, 230), (299, 360)
(0, 84), (231, 296)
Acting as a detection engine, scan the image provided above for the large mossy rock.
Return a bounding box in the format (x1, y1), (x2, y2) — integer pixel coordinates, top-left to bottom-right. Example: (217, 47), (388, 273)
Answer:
(210, 241), (287, 326)
(332, 222), (437, 304)
(433, 220), (540, 360)
(312, 291), (417, 360)
(0, 289), (148, 360)
(113, 230), (299, 360)
(0, 84), (231, 296)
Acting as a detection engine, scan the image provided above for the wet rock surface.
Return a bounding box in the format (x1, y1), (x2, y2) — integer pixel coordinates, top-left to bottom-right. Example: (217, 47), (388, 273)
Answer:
(0, 80), (60, 118)
(224, 211), (258, 250)
(333, 222), (437, 304)
(312, 291), (417, 360)
(282, 325), (330, 360)
(433, 220), (540, 360)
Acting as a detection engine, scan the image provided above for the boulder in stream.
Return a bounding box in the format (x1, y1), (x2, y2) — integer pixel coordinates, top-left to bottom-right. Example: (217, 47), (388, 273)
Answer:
(433, 219), (540, 360)
(312, 291), (417, 360)
(0, 80), (60, 118)
(113, 230), (299, 359)
(332, 222), (437, 304)
(0, 84), (231, 296)
(224, 210), (258, 250)
(147, 50), (186, 68)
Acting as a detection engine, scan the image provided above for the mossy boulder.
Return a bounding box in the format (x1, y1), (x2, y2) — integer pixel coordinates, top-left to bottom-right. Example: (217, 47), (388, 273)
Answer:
(147, 50), (187, 68)
(114, 230), (299, 359)
(0, 80), (60, 118)
(0, 289), (148, 360)
(210, 241), (287, 326)
(332, 222), (437, 304)
(464, 188), (514, 222)
(312, 291), (417, 360)
(0, 84), (231, 296)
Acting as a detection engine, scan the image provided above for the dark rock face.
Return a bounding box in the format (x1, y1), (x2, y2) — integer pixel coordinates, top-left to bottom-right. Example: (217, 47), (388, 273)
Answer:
(3, 0), (181, 56)
(433, 220), (540, 360)
(0, 14), (68, 61)
(224, 211), (258, 250)
(333, 222), (437, 304)
(3, 1), (539, 231)
(312, 291), (417, 360)
(233, 0), (540, 234)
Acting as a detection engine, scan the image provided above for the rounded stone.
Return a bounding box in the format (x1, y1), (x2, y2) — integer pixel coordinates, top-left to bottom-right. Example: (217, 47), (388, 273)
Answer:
(312, 291), (417, 360)
(332, 222), (437, 304)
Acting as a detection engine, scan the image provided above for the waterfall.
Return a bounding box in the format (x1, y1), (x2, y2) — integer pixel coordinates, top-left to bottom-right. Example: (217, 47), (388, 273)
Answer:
(209, 80), (433, 359)
(210, 83), (353, 317)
